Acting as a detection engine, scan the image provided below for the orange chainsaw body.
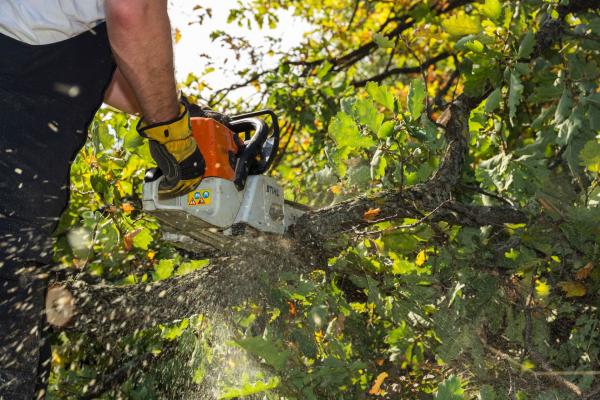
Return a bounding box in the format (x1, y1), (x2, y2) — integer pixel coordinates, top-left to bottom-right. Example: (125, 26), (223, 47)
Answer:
(190, 117), (239, 181)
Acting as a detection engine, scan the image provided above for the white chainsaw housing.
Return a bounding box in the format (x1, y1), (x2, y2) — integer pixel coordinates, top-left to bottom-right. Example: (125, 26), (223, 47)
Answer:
(142, 176), (304, 242)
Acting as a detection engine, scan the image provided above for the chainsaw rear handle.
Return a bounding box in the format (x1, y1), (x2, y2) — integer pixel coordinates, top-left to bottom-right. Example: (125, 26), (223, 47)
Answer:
(229, 110), (280, 190)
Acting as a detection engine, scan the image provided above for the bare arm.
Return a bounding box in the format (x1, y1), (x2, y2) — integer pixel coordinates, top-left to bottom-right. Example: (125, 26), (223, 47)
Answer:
(104, 0), (178, 123)
(104, 67), (141, 115)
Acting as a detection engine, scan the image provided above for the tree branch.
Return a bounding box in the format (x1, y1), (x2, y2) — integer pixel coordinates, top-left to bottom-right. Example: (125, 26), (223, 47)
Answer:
(352, 52), (451, 87)
(293, 93), (526, 242)
(210, 0), (475, 98)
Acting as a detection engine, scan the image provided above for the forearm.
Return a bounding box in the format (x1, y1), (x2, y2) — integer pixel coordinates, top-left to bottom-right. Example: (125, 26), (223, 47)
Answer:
(104, 67), (142, 115)
(104, 0), (178, 123)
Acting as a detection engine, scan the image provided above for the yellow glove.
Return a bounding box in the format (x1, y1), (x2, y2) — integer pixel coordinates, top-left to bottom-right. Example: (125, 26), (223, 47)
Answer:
(137, 103), (205, 198)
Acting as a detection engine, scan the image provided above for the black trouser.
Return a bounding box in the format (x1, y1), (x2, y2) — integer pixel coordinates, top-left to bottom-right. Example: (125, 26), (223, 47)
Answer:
(0, 22), (116, 400)
(0, 265), (50, 400)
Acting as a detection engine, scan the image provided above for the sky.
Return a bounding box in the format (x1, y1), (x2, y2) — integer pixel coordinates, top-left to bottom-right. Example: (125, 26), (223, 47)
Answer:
(168, 0), (311, 99)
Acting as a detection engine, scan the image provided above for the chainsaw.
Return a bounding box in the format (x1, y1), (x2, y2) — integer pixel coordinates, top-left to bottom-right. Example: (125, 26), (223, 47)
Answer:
(142, 109), (306, 254)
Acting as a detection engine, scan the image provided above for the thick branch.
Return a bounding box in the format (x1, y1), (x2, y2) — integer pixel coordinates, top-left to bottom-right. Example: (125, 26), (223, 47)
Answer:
(293, 94), (526, 242)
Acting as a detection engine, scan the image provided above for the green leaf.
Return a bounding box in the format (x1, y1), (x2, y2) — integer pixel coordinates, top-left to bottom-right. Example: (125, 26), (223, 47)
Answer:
(580, 140), (600, 172)
(234, 337), (291, 371)
(378, 120), (396, 139)
(478, 385), (497, 400)
(370, 148), (387, 179)
(435, 375), (464, 400)
(160, 319), (189, 340)
(481, 0), (502, 20)
(442, 14), (482, 37)
(97, 124), (114, 150)
(555, 88), (573, 124)
(354, 98), (384, 134)
(98, 222), (120, 252)
(132, 228), (153, 250)
(176, 259), (210, 276)
(455, 34), (478, 50)
(517, 32), (535, 59)
(407, 79), (426, 120)
(366, 82), (395, 112)
(508, 72), (524, 125)
(153, 259), (175, 281)
(219, 377), (280, 399)
(485, 88), (502, 113)
(340, 97), (356, 115)
(330, 147), (351, 177)
(316, 61), (333, 79)
(123, 127), (144, 149)
(582, 93), (600, 107)
(372, 33), (395, 49)
(465, 39), (484, 53)
(329, 112), (375, 150)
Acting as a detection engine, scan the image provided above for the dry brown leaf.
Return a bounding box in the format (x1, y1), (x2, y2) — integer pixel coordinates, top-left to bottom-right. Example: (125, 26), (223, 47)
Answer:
(363, 208), (381, 221)
(121, 203), (135, 213)
(575, 262), (594, 281)
(368, 371), (388, 395)
(288, 301), (297, 318)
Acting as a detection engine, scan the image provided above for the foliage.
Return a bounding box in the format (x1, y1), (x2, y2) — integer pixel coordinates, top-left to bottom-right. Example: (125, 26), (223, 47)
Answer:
(49, 0), (599, 399)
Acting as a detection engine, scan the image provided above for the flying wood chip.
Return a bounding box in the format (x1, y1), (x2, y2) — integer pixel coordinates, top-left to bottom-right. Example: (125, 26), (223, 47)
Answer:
(575, 262), (593, 281)
(363, 208), (381, 221)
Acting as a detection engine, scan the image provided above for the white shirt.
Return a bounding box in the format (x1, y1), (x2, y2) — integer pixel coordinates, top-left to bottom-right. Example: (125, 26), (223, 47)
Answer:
(0, 0), (105, 45)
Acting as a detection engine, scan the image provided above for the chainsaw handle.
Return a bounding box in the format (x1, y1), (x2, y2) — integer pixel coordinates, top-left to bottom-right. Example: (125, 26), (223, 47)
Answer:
(230, 110), (280, 175)
(228, 117), (269, 190)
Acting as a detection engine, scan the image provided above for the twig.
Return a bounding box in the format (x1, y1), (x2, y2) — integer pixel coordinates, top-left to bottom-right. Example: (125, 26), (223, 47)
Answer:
(356, 200), (451, 236)
(346, 0), (361, 30)
(352, 52), (451, 88)
(434, 69), (460, 109)
(458, 183), (515, 206)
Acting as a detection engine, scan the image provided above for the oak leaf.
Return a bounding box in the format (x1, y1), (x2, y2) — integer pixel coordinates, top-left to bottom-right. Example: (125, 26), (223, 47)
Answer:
(369, 372), (388, 395)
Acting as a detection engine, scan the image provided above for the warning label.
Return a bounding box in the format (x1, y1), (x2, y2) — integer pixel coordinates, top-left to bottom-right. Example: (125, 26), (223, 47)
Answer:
(188, 190), (212, 206)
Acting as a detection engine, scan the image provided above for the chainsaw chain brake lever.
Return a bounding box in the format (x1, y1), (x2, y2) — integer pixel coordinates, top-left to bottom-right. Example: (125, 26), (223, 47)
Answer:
(229, 110), (280, 191)
(228, 117), (268, 190)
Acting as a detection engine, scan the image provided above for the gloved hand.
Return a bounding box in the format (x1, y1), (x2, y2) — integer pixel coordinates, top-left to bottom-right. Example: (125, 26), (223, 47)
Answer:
(137, 102), (205, 198)
(181, 96), (231, 127)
